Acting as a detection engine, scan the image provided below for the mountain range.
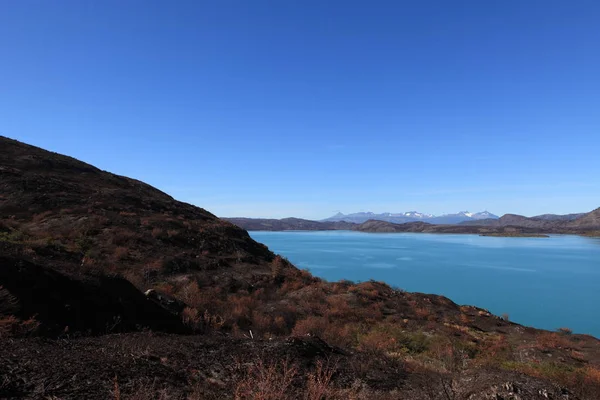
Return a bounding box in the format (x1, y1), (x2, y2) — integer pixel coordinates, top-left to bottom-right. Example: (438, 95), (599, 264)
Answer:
(322, 210), (499, 224)
(226, 209), (600, 235)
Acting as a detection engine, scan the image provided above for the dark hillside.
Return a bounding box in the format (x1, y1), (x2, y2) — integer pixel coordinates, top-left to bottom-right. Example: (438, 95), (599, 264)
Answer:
(0, 136), (275, 281)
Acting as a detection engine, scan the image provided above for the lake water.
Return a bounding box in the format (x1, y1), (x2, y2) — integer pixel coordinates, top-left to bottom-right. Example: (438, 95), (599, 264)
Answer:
(250, 231), (600, 337)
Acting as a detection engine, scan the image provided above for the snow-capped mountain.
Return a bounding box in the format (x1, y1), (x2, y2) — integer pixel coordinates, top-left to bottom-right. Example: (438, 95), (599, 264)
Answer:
(322, 210), (498, 224)
(471, 211), (498, 220)
(402, 211), (434, 219)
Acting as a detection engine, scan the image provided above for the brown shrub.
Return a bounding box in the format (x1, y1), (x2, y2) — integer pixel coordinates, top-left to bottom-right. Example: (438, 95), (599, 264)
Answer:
(585, 366), (600, 388)
(151, 227), (164, 238)
(0, 315), (39, 338)
(358, 329), (397, 353)
(306, 359), (338, 400)
(536, 332), (574, 351)
(114, 246), (129, 261)
(326, 296), (354, 320)
(557, 327), (573, 335)
(234, 358), (297, 400)
(476, 335), (512, 365)
(292, 316), (329, 337)
(182, 307), (201, 331)
(414, 307), (430, 319)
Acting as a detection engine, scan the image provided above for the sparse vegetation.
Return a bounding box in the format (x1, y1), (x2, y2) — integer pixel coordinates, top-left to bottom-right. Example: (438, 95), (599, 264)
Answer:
(2, 137), (600, 399)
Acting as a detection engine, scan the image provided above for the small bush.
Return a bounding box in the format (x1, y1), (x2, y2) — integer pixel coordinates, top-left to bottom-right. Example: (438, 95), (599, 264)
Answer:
(234, 358), (297, 400)
(557, 327), (573, 335)
(306, 359), (337, 400)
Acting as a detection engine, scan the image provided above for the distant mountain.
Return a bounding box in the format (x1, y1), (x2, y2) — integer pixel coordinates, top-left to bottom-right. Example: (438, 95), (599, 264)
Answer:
(460, 209), (600, 232)
(323, 210), (498, 225)
(533, 213), (585, 221)
(225, 217), (355, 231)
(427, 211), (499, 224)
(229, 208), (600, 235)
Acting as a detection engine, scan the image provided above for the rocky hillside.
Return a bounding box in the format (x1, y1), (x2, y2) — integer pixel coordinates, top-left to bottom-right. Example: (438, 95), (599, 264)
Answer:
(2, 136), (600, 399)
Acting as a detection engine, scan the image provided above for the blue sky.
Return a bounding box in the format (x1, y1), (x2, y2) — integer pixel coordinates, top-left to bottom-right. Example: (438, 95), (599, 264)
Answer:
(1, 1), (599, 219)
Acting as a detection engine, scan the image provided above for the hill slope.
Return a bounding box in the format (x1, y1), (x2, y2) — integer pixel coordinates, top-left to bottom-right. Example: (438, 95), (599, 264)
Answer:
(0, 136), (275, 276)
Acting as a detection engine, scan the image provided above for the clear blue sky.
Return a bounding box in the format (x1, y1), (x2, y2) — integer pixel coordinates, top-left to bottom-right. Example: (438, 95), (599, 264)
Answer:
(1, 1), (599, 219)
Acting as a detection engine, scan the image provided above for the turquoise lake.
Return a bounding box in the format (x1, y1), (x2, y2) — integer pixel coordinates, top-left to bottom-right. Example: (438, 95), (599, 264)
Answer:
(249, 231), (600, 338)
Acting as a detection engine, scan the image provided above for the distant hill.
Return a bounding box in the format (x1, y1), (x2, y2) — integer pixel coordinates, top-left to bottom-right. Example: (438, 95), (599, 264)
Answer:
(567, 207), (600, 229)
(533, 213), (585, 221)
(323, 210), (498, 224)
(355, 219), (552, 236)
(225, 217), (355, 231)
(461, 210), (600, 232)
(228, 209), (600, 234)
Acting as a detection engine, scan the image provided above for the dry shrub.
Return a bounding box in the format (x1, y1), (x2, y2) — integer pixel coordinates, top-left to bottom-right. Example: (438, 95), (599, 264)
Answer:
(166, 229), (179, 238)
(32, 210), (53, 222)
(427, 337), (466, 373)
(203, 310), (225, 331)
(0, 315), (40, 338)
(181, 306), (224, 333)
(0, 315), (19, 338)
(154, 282), (175, 296)
(234, 358), (297, 400)
(569, 350), (585, 362)
(110, 228), (136, 246)
(271, 255), (285, 278)
(306, 359), (338, 400)
(557, 327), (573, 335)
(326, 296), (354, 319)
(252, 313), (274, 337)
(0, 286), (19, 315)
(182, 307), (201, 331)
(181, 281), (203, 306)
(414, 307), (430, 319)
(459, 313), (470, 324)
(114, 246), (129, 261)
(292, 316), (329, 337)
(476, 335), (512, 366)
(151, 227), (164, 238)
(536, 332), (574, 351)
(278, 279), (306, 294)
(229, 295), (258, 320)
(585, 366), (600, 384)
(358, 329), (396, 353)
